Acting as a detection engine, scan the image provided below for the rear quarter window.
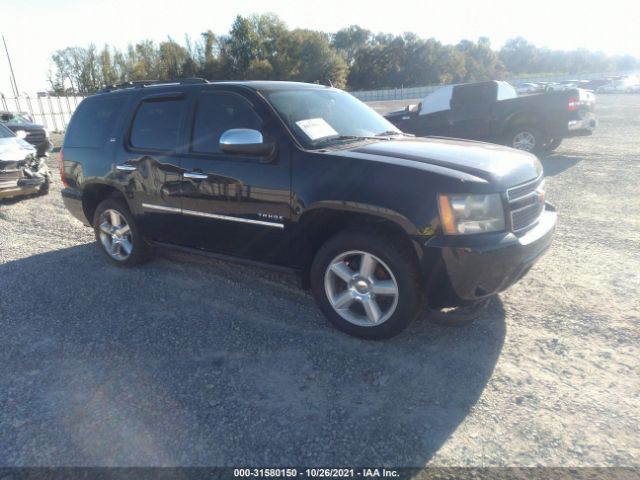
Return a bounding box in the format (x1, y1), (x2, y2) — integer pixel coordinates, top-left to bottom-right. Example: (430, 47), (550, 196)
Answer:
(65, 95), (127, 148)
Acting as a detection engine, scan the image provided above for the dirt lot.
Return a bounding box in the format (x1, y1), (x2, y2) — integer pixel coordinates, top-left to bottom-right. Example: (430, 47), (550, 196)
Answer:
(0, 95), (638, 467)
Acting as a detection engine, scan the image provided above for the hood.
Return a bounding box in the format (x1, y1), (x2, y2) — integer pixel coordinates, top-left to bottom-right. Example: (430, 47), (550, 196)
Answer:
(344, 136), (542, 188)
(5, 122), (46, 132)
(0, 137), (37, 163)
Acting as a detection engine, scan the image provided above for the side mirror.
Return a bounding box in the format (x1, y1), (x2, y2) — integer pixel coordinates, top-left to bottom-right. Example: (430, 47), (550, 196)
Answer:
(15, 130), (27, 139)
(219, 128), (275, 160)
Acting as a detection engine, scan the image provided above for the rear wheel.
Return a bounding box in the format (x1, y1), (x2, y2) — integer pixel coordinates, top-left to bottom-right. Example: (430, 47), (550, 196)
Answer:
(93, 198), (149, 267)
(508, 125), (547, 154)
(542, 138), (562, 155)
(310, 231), (420, 339)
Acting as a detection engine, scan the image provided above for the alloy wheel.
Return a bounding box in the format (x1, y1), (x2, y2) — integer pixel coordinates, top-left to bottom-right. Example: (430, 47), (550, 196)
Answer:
(513, 131), (536, 151)
(324, 250), (399, 327)
(98, 209), (133, 261)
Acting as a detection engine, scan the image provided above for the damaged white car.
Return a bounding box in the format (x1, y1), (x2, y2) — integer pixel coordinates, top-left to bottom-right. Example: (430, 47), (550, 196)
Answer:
(0, 124), (50, 200)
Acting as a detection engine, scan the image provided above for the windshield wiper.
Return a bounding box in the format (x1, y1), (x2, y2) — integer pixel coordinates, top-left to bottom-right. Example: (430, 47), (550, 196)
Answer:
(375, 130), (410, 137)
(313, 135), (376, 146)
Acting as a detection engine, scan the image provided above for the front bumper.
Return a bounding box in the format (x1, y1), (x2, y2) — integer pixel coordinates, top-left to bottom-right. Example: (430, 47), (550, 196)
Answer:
(419, 204), (557, 306)
(0, 175), (46, 199)
(0, 158), (50, 200)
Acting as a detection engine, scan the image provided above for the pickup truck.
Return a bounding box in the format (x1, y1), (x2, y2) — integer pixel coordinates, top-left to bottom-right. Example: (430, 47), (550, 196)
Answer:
(385, 81), (597, 155)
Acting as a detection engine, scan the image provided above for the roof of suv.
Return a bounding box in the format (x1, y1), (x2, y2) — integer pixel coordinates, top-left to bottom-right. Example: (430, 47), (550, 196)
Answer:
(97, 79), (331, 95)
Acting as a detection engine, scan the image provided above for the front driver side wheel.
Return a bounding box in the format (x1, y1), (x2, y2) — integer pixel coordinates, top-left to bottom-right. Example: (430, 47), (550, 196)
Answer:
(93, 198), (149, 267)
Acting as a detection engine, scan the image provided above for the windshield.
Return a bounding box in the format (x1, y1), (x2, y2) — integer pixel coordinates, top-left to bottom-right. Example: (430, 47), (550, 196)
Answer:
(264, 88), (401, 148)
(0, 124), (15, 139)
(0, 113), (32, 124)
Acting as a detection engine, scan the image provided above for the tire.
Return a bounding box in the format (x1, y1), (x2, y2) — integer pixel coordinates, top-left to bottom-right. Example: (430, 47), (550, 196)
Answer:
(38, 175), (50, 196)
(427, 297), (492, 327)
(507, 125), (547, 154)
(541, 137), (562, 155)
(310, 231), (420, 339)
(93, 197), (150, 267)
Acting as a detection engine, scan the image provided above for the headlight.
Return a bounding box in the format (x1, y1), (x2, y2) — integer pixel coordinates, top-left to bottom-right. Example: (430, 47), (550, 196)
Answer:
(43, 128), (50, 138)
(438, 193), (505, 235)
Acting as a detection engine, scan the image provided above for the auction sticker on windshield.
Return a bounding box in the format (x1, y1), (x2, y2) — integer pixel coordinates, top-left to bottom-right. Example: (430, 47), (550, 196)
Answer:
(295, 118), (338, 141)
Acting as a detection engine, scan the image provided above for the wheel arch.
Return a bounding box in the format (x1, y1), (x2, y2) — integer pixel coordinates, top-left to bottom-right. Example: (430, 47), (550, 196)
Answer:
(294, 206), (425, 289)
(503, 111), (545, 136)
(82, 183), (127, 224)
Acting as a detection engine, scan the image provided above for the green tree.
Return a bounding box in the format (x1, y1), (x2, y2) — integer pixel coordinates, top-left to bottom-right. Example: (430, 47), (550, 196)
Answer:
(332, 25), (371, 65)
(499, 37), (538, 74)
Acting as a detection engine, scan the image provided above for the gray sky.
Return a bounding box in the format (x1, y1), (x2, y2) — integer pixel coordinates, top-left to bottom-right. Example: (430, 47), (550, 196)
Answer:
(1, 0), (638, 95)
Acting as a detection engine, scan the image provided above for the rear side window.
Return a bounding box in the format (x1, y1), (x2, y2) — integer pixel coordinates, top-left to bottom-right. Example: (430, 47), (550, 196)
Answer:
(191, 91), (263, 154)
(130, 98), (185, 151)
(451, 82), (496, 114)
(65, 95), (126, 148)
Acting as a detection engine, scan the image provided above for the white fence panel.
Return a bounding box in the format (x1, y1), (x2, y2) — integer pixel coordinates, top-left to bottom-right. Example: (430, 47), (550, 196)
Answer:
(1, 94), (84, 131)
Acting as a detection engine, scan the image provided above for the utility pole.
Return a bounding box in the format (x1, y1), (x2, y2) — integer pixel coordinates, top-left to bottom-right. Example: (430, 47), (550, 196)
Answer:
(3, 35), (19, 96)
(9, 76), (17, 97)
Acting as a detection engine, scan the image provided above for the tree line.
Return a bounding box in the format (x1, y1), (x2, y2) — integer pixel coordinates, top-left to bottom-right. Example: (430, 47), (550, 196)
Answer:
(47, 13), (639, 95)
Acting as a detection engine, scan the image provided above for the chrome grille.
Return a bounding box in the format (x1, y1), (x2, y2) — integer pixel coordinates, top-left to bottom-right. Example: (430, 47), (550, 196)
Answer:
(507, 175), (545, 234)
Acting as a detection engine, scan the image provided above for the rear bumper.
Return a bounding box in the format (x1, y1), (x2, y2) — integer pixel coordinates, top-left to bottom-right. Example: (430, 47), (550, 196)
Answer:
(61, 187), (90, 225)
(419, 204), (557, 306)
(564, 113), (597, 138)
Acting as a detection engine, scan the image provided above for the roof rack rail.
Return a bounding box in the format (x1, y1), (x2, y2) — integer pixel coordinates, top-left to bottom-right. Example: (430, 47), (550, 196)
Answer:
(98, 77), (209, 93)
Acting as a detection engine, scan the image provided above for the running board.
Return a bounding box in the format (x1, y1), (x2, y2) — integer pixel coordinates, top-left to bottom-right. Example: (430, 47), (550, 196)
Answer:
(151, 241), (302, 281)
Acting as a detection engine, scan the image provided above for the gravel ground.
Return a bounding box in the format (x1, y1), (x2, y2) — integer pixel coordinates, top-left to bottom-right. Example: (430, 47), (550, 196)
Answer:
(0, 95), (638, 467)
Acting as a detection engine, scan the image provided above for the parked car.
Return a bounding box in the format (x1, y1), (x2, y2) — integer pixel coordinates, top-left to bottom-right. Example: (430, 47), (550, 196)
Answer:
(0, 111), (53, 157)
(385, 80), (596, 155)
(0, 123), (50, 200)
(597, 77), (640, 93)
(60, 79), (556, 339)
(579, 79), (610, 91)
(536, 82), (557, 91)
(546, 80), (591, 92)
(515, 83), (543, 94)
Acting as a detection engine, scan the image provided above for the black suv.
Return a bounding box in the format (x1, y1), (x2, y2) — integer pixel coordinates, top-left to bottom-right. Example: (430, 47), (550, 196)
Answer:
(60, 79), (556, 339)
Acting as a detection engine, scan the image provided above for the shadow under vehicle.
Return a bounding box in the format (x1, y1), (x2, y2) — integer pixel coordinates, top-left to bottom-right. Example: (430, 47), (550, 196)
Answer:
(0, 243), (506, 466)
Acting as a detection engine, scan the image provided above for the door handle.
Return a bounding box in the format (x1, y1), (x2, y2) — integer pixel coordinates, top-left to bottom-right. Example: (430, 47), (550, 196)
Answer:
(116, 164), (137, 172)
(184, 171), (208, 180)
